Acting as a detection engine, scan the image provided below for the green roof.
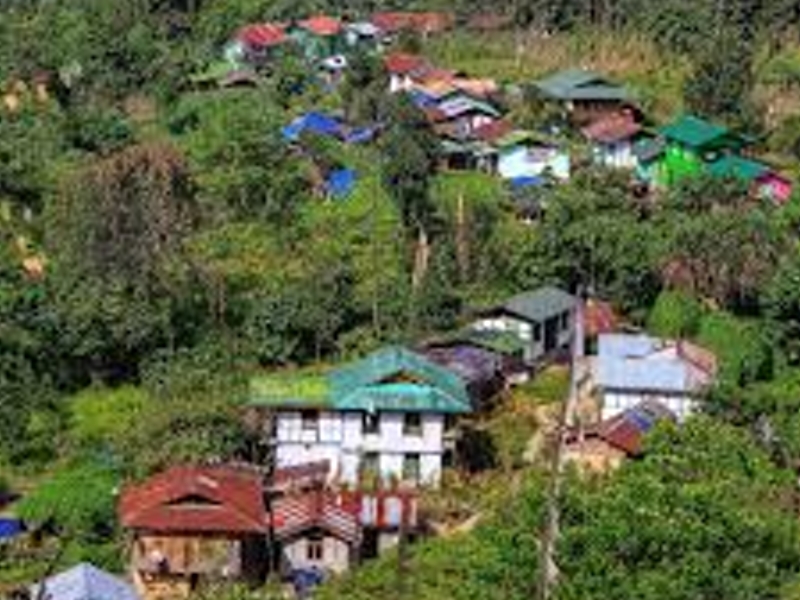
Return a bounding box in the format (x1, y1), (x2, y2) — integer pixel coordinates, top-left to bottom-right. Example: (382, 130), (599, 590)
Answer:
(707, 155), (770, 181)
(533, 69), (632, 102)
(658, 115), (735, 149)
(249, 346), (472, 414)
(492, 286), (577, 323)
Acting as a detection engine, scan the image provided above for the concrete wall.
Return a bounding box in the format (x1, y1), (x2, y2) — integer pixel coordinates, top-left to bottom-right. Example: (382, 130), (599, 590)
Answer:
(273, 411), (447, 486)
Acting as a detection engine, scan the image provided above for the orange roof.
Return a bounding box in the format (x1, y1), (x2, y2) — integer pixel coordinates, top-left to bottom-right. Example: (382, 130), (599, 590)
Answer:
(584, 299), (618, 337)
(299, 15), (342, 36)
(237, 23), (287, 47)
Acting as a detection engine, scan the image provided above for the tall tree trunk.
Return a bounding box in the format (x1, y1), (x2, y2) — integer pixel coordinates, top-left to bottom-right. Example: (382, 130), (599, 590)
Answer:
(455, 193), (469, 283)
(411, 226), (430, 292)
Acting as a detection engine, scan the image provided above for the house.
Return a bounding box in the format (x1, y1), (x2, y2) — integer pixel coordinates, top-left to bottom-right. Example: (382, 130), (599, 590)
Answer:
(250, 346), (473, 488)
(581, 111), (646, 169)
(707, 154), (793, 204)
(271, 490), (361, 576)
(564, 400), (675, 472)
(426, 93), (502, 139)
(651, 114), (748, 186)
(384, 52), (432, 92)
(118, 465), (269, 600)
(31, 563), (140, 600)
(532, 68), (634, 124)
(344, 22), (381, 51)
(291, 15), (343, 61)
(226, 23), (288, 68)
(470, 287), (577, 369)
(591, 333), (717, 421)
(495, 131), (570, 182)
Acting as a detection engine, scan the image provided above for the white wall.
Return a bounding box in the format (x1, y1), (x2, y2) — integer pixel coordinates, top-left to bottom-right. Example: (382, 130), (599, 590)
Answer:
(600, 390), (697, 422)
(272, 411), (448, 486)
(593, 141), (636, 169)
(282, 536), (352, 574)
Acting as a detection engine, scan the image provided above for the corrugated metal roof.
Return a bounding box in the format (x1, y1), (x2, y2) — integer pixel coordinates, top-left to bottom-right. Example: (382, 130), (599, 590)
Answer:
(494, 286), (577, 324)
(707, 155), (770, 181)
(31, 563), (139, 600)
(534, 69), (631, 102)
(119, 465), (268, 534)
(250, 346), (472, 414)
(658, 114), (731, 149)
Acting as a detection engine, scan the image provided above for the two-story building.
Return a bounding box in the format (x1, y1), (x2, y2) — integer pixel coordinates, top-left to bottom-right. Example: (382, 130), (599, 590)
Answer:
(250, 346), (473, 488)
(470, 286), (577, 371)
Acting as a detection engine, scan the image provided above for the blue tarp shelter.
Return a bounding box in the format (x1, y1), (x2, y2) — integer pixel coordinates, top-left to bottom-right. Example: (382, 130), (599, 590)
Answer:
(325, 169), (357, 198)
(0, 518), (24, 541)
(282, 112), (343, 141)
(31, 563), (140, 600)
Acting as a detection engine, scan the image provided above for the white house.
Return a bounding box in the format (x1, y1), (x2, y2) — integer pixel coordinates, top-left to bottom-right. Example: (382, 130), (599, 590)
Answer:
(250, 347), (472, 488)
(471, 286), (577, 368)
(581, 111), (644, 170)
(592, 333), (717, 421)
(495, 132), (571, 181)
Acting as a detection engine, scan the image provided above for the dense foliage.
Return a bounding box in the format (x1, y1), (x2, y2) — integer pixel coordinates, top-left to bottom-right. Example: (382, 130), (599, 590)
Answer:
(1, 0), (800, 597)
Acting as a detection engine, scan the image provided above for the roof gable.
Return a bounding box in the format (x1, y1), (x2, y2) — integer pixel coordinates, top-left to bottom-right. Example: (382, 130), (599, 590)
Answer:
(119, 466), (268, 534)
(329, 346), (471, 411)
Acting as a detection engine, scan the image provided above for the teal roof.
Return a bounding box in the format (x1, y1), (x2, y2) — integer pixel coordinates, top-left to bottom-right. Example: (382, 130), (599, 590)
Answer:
(658, 115), (734, 149)
(533, 69), (632, 102)
(249, 346), (472, 414)
(707, 155), (770, 181)
(492, 286), (577, 324)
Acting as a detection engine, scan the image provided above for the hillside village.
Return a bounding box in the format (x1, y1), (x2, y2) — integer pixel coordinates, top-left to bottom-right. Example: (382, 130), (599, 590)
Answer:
(3, 2), (800, 600)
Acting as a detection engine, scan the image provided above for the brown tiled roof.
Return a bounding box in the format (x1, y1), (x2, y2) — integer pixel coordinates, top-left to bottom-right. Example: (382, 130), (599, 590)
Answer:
(584, 299), (618, 338)
(272, 491), (360, 544)
(119, 465), (268, 534)
(473, 119), (514, 143)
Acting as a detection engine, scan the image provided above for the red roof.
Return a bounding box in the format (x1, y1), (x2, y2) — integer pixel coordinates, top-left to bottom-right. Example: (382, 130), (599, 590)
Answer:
(584, 299), (618, 338)
(272, 491), (360, 544)
(119, 465), (268, 534)
(237, 23), (287, 48)
(581, 113), (642, 143)
(298, 15), (342, 36)
(474, 119), (514, 143)
(384, 52), (430, 75)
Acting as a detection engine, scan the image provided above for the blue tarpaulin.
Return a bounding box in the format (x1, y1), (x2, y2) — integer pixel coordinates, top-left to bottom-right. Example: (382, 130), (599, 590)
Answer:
(344, 126), (378, 144)
(0, 518), (24, 540)
(325, 169), (357, 198)
(282, 112), (343, 141)
(510, 176), (546, 189)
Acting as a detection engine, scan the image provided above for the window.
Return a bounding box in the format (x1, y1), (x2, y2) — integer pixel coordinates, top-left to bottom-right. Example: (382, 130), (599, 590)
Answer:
(363, 411), (380, 435)
(402, 454), (421, 483)
(301, 410), (319, 432)
(560, 311), (570, 331)
(307, 534), (324, 561)
(361, 452), (380, 479)
(403, 413), (423, 436)
(533, 323), (542, 342)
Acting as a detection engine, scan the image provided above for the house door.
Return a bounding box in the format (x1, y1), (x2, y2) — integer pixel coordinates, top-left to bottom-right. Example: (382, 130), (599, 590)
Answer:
(544, 317), (559, 353)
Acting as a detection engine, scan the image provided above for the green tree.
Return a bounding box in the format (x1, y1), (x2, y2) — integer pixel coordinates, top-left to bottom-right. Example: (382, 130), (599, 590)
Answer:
(647, 289), (704, 337)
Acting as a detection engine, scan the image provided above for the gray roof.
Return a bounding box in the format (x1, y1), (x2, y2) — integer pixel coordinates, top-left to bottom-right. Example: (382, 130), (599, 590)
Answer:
(534, 68), (632, 102)
(31, 563), (139, 600)
(496, 286), (577, 323)
(596, 334), (707, 394)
